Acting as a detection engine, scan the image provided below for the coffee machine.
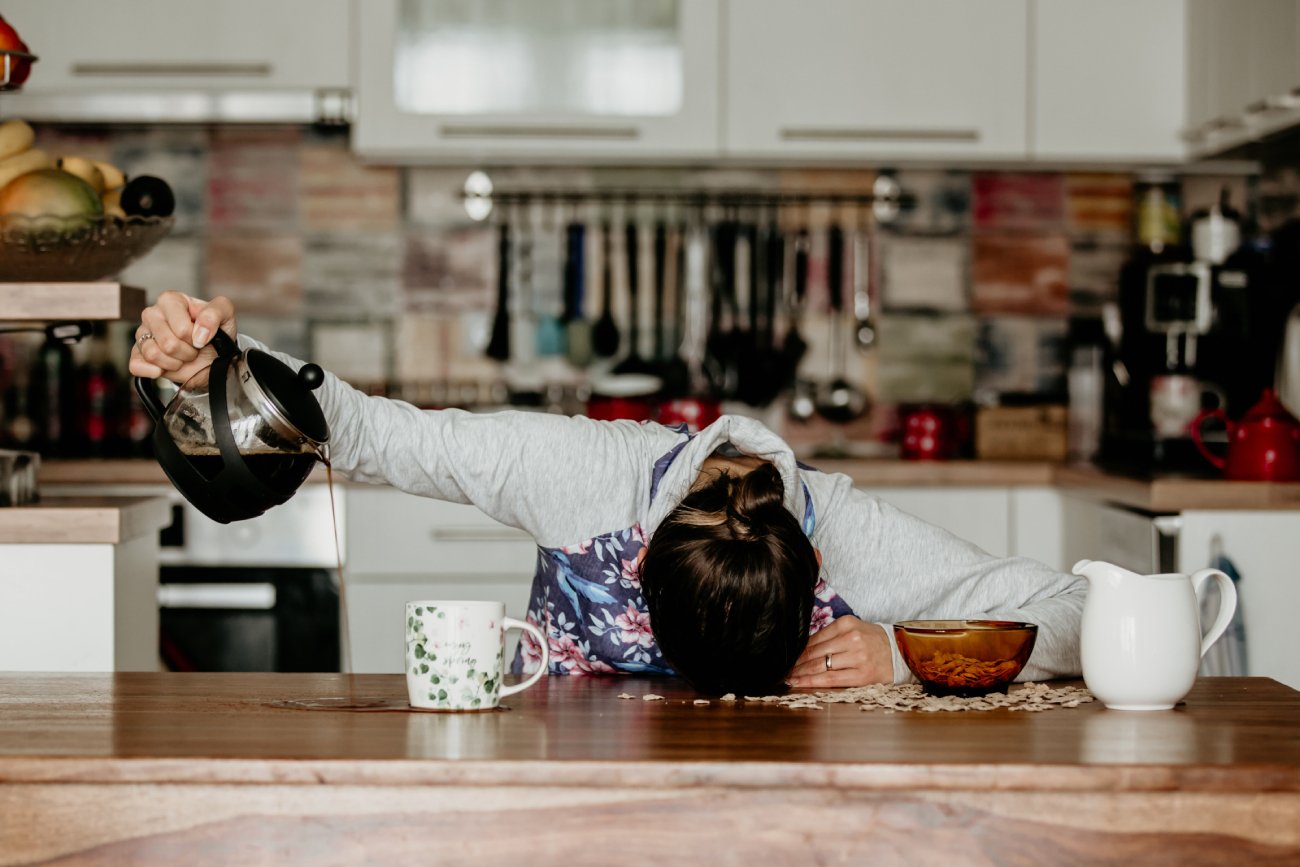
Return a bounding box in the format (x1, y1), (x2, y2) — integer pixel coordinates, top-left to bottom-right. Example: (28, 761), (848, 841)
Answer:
(1101, 187), (1267, 473)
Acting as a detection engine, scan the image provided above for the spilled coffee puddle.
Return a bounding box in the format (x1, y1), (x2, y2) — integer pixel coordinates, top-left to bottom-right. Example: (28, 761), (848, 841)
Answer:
(269, 698), (510, 713)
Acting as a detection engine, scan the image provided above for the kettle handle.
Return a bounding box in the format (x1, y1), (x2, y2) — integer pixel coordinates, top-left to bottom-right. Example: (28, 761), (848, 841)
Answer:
(209, 328), (239, 358)
(133, 376), (166, 424)
(1191, 568), (1238, 658)
(1191, 408), (1229, 470)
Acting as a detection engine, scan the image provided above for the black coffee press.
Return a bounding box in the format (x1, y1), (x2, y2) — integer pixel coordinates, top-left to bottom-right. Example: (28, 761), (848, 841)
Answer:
(135, 329), (329, 523)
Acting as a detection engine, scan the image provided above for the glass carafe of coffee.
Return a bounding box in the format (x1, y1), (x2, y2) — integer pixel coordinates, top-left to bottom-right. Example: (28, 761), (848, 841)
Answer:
(135, 329), (329, 523)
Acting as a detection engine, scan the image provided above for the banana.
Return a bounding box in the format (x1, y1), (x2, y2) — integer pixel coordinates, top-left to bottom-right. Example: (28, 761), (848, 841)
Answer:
(0, 148), (53, 190)
(90, 158), (126, 190)
(57, 155), (105, 193)
(0, 119), (34, 162)
(102, 188), (125, 219)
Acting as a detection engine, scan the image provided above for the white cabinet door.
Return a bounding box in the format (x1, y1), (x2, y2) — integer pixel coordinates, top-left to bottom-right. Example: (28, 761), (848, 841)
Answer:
(1186, 0), (1299, 156)
(868, 487), (1011, 558)
(354, 0), (721, 161)
(1032, 0), (1186, 161)
(345, 487), (535, 575)
(723, 0), (1028, 160)
(2, 0), (351, 121)
(1177, 511), (1300, 691)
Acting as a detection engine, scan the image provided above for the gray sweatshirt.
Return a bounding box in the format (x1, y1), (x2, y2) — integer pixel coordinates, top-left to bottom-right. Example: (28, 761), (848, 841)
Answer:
(247, 336), (1085, 683)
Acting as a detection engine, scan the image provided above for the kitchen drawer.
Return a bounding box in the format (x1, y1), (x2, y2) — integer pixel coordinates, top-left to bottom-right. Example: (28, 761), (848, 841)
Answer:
(869, 487), (1011, 558)
(344, 487), (536, 575)
(345, 571), (533, 674)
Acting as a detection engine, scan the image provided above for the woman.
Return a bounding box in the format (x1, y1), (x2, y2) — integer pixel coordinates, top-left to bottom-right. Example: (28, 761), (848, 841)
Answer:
(130, 292), (1085, 696)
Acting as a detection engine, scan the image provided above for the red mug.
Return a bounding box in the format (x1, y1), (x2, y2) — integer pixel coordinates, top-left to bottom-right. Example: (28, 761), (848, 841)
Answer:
(899, 404), (958, 461)
(1191, 388), (1300, 481)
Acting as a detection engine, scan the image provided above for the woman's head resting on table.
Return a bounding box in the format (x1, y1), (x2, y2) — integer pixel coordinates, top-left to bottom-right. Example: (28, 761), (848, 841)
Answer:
(640, 461), (820, 696)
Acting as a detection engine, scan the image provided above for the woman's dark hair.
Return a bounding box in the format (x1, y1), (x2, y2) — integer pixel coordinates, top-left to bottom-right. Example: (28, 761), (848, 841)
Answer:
(639, 462), (819, 696)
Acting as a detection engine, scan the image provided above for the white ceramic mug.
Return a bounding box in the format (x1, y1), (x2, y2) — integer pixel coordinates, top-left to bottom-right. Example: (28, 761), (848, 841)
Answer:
(405, 600), (548, 711)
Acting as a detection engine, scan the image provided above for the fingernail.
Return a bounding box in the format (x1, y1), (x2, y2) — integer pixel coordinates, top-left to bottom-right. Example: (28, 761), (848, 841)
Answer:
(192, 326), (210, 347)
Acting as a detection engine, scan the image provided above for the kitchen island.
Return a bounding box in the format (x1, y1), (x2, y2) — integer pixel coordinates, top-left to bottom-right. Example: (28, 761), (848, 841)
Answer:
(1, 673), (1297, 864)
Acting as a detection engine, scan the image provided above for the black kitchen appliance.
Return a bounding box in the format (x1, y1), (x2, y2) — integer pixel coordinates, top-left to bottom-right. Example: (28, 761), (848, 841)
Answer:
(1101, 189), (1267, 472)
(135, 329), (329, 523)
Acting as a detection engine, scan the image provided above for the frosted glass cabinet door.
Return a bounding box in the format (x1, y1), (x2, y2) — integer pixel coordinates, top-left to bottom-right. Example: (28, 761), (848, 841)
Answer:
(723, 0), (1029, 160)
(355, 0), (721, 160)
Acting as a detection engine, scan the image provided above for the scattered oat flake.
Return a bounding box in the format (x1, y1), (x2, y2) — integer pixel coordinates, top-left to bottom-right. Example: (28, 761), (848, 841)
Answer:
(719, 693), (737, 702)
(693, 699), (710, 706)
(617, 693), (635, 700)
(642, 694), (665, 701)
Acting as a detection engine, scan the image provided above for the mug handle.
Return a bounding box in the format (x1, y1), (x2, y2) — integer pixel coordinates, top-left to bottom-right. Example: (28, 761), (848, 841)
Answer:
(500, 617), (549, 698)
(1191, 409), (1229, 470)
(1191, 568), (1238, 658)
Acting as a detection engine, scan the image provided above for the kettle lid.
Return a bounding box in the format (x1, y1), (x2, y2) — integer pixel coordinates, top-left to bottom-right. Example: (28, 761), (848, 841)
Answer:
(243, 349), (330, 445)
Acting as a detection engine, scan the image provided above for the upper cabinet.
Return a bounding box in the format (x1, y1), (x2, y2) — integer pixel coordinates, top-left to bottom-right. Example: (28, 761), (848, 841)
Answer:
(0, 0), (352, 123)
(354, 0), (721, 162)
(722, 0), (1029, 161)
(1031, 0), (1186, 162)
(1186, 0), (1300, 157)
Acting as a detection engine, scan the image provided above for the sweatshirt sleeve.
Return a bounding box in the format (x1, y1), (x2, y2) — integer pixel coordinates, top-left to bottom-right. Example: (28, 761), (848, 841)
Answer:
(240, 336), (683, 546)
(806, 470), (1084, 684)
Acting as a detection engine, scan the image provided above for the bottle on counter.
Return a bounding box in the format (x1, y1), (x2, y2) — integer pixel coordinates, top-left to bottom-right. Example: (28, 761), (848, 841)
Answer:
(75, 331), (121, 458)
(28, 334), (76, 457)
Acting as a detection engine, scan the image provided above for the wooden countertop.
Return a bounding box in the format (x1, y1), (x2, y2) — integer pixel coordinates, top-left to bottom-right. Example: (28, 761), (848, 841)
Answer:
(0, 495), (171, 543)
(0, 673), (1295, 792)
(0, 282), (146, 322)
(2, 674), (1296, 864)
(38, 458), (1300, 512)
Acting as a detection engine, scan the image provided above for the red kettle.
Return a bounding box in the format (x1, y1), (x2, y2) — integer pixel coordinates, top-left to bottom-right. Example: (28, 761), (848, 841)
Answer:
(1191, 388), (1300, 481)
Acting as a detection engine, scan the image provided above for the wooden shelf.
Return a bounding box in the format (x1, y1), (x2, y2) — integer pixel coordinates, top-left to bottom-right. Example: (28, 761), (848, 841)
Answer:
(0, 282), (146, 322)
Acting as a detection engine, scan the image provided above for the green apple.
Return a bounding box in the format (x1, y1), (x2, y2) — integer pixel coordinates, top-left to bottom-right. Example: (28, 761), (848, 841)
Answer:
(0, 168), (104, 231)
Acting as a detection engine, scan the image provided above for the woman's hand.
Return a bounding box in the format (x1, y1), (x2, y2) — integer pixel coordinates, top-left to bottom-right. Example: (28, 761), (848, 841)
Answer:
(787, 616), (892, 689)
(129, 292), (238, 385)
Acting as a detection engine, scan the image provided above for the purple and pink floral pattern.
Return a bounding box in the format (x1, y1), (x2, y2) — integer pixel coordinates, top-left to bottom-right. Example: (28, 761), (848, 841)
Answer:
(511, 436), (855, 677)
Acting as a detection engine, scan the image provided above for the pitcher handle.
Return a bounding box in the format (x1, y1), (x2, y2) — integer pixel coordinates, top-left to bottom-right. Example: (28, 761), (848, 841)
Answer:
(1191, 568), (1238, 658)
(1191, 409), (1229, 470)
(500, 617), (548, 698)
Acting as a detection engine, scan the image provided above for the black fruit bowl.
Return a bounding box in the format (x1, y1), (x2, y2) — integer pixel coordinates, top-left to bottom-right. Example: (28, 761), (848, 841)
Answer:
(0, 214), (174, 281)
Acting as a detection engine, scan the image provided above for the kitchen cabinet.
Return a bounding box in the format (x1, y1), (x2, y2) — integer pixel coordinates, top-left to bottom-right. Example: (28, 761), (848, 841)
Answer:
(354, 0), (722, 162)
(722, 0), (1029, 160)
(344, 487), (536, 673)
(870, 487), (1013, 558)
(1186, 0), (1300, 157)
(0, 0), (352, 123)
(0, 497), (170, 672)
(1031, 0), (1186, 162)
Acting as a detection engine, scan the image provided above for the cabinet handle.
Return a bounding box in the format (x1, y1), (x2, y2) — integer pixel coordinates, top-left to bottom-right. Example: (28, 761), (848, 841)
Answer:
(429, 528), (530, 543)
(438, 123), (640, 140)
(1245, 94), (1300, 115)
(72, 62), (273, 77)
(779, 126), (980, 143)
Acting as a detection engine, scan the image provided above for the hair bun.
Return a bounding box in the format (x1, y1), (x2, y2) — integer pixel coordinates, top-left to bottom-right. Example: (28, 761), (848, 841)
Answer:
(726, 463), (786, 539)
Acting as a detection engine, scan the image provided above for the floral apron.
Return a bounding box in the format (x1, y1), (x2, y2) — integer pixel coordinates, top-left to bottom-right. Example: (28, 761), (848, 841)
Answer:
(512, 433), (856, 676)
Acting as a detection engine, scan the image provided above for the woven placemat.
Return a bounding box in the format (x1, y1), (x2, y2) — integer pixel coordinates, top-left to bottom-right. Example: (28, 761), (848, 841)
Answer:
(620, 682), (1094, 712)
(739, 682), (1095, 712)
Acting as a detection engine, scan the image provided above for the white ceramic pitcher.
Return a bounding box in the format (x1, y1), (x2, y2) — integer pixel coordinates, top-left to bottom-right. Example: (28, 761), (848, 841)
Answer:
(1072, 559), (1238, 711)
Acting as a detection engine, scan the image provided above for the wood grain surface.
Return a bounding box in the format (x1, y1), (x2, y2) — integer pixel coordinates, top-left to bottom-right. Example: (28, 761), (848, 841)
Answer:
(0, 496), (172, 543)
(0, 282), (146, 322)
(1, 674), (1297, 865)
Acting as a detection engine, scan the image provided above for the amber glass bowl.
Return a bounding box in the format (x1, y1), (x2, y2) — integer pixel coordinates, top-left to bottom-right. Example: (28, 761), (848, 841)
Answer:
(893, 620), (1038, 697)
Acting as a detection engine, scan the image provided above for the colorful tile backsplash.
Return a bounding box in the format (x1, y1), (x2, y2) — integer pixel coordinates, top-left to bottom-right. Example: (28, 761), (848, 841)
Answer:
(29, 124), (1260, 439)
